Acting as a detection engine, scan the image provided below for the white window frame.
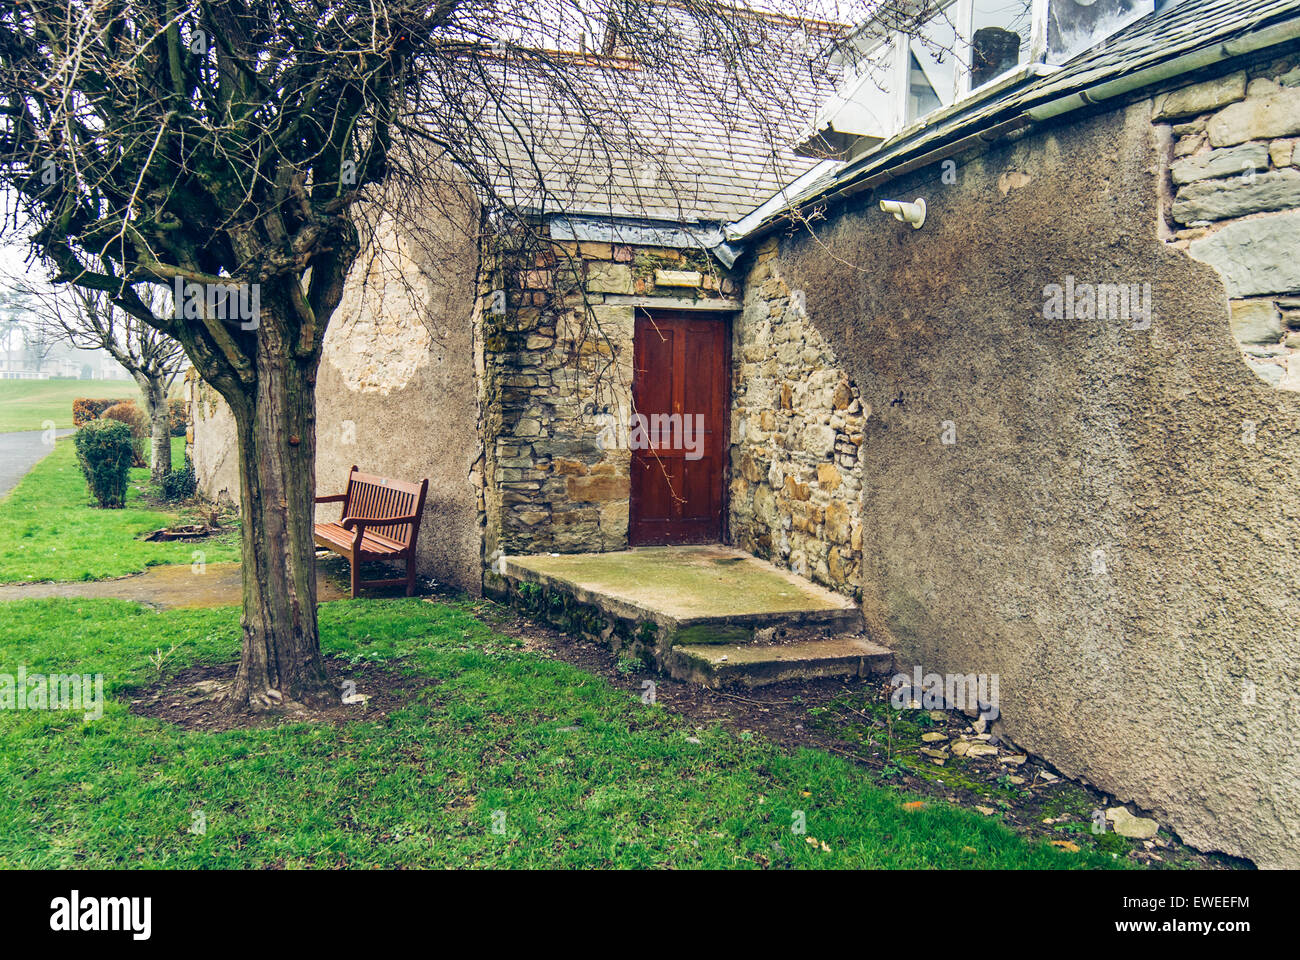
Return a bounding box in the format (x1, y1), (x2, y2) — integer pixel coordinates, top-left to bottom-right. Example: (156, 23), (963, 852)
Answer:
(857, 0), (1050, 136)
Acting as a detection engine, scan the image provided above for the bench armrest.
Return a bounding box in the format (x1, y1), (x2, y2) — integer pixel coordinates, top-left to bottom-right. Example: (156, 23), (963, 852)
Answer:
(342, 514), (420, 531)
(316, 493), (347, 504)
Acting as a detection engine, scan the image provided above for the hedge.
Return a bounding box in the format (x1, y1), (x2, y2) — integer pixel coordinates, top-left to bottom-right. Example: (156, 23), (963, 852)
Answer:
(168, 397), (188, 437)
(72, 396), (132, 427)
(74, 419), (135, 508)
(101, 401), (148, 468)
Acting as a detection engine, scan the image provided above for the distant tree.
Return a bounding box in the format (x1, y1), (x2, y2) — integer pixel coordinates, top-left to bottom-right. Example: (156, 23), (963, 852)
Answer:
(23, 276), (185, 477)
(21, 315), (56, 371)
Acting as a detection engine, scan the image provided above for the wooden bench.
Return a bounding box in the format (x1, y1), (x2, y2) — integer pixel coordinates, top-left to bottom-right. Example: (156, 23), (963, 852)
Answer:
(314, 466), (429, 598)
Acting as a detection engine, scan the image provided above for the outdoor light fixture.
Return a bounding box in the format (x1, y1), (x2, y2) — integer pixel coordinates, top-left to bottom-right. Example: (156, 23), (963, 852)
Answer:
(879, 197), (926, 228)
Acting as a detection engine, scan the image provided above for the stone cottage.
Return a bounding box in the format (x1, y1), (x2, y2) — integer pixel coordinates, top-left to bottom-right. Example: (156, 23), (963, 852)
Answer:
(193, 0), (1300, 868)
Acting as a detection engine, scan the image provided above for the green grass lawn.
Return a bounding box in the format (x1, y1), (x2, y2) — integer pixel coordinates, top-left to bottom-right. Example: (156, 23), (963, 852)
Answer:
(0, 435), (240, 582)
(0, 428), (1125, 869)
(0, 377), (141, 433)
(0, 596), (1125, 869)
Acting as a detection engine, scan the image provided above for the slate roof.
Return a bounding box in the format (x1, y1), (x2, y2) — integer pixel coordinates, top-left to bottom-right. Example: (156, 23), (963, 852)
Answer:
(727, 0), (1300, 240)
(465, 13), (843, 226)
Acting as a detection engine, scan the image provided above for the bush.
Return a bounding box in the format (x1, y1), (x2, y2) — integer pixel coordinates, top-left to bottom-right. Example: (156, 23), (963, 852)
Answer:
(168, 397), (188, 437)
(101, 401), (148, 468)
(161, 456), (197, 502)
(74, 420), (135, 508)
(72, 397), (131, 427)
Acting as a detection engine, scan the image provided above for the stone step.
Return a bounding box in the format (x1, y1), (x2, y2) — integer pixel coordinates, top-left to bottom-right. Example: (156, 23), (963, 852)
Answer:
(669, 609), (863, 646)
(495, 547), (863, 648)
(668, 635), (894, 688)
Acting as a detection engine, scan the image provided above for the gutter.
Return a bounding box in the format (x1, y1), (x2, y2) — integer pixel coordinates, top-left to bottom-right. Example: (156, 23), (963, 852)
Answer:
(719, 11), (1300, 258)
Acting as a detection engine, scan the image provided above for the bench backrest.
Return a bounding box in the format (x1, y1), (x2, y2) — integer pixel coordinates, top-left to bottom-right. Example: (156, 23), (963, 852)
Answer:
(341, 466), (428, 548)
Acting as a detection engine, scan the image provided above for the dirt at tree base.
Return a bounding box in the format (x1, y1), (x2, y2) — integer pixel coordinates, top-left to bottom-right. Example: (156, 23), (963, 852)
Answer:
(128, 655), (422, 732)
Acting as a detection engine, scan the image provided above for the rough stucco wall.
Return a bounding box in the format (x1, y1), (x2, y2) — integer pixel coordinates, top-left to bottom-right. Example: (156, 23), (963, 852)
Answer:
(190, 188), (483, 594)
(757, 98), (1300, 868)
(190, 376), (239, 504)
(313, 197), (483, 594)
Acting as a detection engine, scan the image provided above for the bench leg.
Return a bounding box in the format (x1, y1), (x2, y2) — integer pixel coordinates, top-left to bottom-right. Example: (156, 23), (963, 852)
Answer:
(405, 554), (417, 597)
(350, 553), (360, 599)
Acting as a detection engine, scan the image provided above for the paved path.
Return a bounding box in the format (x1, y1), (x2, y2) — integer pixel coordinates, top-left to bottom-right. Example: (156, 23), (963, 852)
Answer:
(0, 562), (354, 608)
(0, 428), (74, 499)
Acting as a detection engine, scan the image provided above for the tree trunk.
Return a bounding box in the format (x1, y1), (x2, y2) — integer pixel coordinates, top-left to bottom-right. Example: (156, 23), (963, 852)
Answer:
(140, 377), (172, 481)
(223, 317), (332, 712)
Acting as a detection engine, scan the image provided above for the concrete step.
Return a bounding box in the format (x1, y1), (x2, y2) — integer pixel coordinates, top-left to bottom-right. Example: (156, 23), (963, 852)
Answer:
(668, 635), (894, 688)
(494, 546), (863, 647)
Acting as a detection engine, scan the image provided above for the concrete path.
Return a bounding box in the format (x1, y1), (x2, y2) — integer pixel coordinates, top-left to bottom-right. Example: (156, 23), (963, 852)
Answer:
(0, 428), (74, 499)
(0, 561), (354, 609)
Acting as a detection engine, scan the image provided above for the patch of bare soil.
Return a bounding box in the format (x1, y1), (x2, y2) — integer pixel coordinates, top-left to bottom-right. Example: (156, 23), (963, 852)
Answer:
(474, 599), (1250, 871)
(129, 656), (424, 732)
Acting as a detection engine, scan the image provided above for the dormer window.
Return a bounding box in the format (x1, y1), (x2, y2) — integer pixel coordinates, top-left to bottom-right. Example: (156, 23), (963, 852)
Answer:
(799, 0), (1156, 158)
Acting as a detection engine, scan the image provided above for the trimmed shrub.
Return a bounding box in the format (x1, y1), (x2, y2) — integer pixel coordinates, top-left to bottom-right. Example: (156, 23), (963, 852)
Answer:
(74, 420), (134, 508)
(168, 397), (188, 437)
(72, 397), (131, 426)
(161, 455), (197, 502)
(101, 401), (148, 467)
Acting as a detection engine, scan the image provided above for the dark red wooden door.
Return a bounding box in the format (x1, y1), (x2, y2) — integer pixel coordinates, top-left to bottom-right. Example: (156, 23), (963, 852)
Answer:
(629, 309), (729, 545)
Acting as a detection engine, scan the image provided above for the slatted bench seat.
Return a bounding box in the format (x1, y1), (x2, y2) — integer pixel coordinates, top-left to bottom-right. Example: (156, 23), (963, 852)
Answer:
(314, 466), (429, 598)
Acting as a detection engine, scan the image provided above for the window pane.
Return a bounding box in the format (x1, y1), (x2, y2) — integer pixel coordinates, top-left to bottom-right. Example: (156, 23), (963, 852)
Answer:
(850, 39), (897, 135)
(906, 10), (958, 123)
(970, 0), (1034, 89)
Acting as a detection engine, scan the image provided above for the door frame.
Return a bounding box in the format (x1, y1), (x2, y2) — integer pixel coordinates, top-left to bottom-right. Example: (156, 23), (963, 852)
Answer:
(627, 306), (732, 546)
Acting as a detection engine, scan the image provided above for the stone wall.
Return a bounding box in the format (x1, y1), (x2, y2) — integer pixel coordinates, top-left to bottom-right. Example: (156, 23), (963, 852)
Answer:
(1158, 54), (1300, 389)
(480, 231), (738, 570)
(751, 66), (1300, 868)
(729, 241), (866, 597)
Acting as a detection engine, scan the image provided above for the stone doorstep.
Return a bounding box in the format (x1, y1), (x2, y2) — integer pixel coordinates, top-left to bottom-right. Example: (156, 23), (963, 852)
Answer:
(669, 637), (895, 688)
(494, 548), (892, 686)
(497, 554), (863, 646)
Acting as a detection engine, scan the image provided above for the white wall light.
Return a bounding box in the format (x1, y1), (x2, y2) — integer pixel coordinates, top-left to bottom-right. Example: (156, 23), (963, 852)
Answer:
(880, 197), (927, 228)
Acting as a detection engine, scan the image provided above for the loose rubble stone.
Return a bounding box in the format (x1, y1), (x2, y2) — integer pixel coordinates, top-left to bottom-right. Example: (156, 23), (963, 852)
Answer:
(1107, 807), (1160, 839)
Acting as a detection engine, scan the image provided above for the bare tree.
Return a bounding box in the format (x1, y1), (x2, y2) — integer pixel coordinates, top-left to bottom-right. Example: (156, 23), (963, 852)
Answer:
(22, 313), (56, 371)
(0, 0), (884, 711)
(23, 276), (185, 477)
